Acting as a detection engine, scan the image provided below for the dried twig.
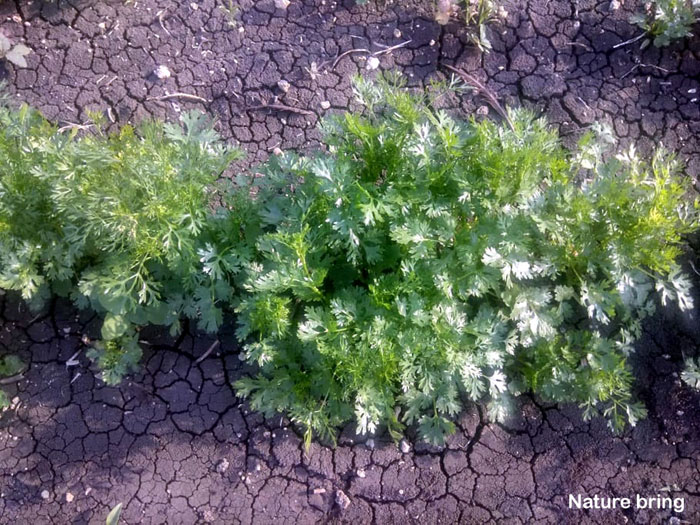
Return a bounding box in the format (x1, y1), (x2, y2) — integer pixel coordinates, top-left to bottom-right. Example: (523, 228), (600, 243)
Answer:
(330, 39), (412, 70)
(247, 103), (314, 116)
(147, 92), (211, 103)
(0, 372), (26, 385)
(331, 48), (370, 69)
(57, 122), (95, 133)
(195, 340), (220, 364)
(441, 64), (515, 131)
(612, 32), (646, 49)
(156, 9), (172, 38)
(373, 39), (412, 56)
(559, 41), (593, 52)
(620, 62), (670, 80)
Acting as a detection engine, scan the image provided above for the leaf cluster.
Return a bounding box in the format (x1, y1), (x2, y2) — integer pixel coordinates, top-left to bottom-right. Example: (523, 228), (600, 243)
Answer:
(0, 75), (697, 446)
(234, 73), (697, 445)
(0, 93), (256, 383)
(632, 0), (700, 47)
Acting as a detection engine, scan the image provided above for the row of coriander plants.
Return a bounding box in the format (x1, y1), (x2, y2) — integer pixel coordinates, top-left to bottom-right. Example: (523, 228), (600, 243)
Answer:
(0, 75), (696, 445)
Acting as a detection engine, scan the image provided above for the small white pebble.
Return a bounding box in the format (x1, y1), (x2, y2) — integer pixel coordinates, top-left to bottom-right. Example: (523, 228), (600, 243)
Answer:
(41, 490), (50, 500)
(277, 79), (291, 93)
(366, 438), (375, 449)
(393, 28), (401, 38)
(400, 439), (411, 454)
(154, 65), (171, 79)
(356, 469), (366, 478)
(274, 0), (290, 8)
(320, 101), (331, 110)
(366, 56), (380, 70)
(65, 492), (74, 503)
(190, 2), (198, 9)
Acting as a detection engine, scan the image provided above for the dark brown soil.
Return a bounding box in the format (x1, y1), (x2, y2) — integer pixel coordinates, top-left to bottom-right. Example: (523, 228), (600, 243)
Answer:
(0, 0), (699, 523)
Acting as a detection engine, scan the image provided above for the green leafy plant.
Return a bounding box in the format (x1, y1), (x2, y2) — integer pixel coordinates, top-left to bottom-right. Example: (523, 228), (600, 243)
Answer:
(105, 502), (123, 525)
(0, 354), (25, 408)
(233, 73), (697, 446)
(632, 0), (700, 47)
(461, 0), (499, 51)
(219, 0), (240, 28)
(0, 92), (256, 383)
(0, 32), (31, 68)
(681, 357), (700, 389)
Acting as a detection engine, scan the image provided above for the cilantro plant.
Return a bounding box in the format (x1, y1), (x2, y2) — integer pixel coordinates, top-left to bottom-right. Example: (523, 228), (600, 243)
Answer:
(682, 357), (700, 389)
(0, 92), (256, 383)
(632, 0), (700, 47)
(234, 74), (697, 446)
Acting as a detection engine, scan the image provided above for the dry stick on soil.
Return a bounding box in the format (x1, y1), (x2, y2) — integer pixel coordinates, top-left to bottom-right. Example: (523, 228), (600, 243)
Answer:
(147, 93), (211, 103)
(0, 372), (25, 385)
(441, 64), (515, 131)
(331, 48), (370, 69)
(195, 340), (220, 364)
(612, 32), (646, 49)
(57, 122), (95, 133)
(247, 103), (314, 116)
(620, 63), (670, 80)
(330, 40), (412, 70)
(156, 9), (172, 38)
(372, 39), (412, 55)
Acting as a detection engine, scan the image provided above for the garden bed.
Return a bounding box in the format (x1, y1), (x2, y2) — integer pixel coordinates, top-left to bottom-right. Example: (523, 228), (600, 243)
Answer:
(0, 0), (699, 523)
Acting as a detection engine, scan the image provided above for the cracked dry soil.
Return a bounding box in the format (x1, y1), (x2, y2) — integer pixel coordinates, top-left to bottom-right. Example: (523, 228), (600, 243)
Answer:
(0, 0), (699, 523)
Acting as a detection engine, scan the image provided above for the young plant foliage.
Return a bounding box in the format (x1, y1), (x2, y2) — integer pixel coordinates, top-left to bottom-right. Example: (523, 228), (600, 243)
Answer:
(234, 74), (697, 445)
(0, 92), (256, 383)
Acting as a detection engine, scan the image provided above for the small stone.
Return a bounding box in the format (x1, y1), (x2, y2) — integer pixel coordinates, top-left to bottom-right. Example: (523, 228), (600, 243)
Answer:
(476, 105), (489, 116)
(190, 2), (198, 9)
(399, 489), (404, 495)
(85, 487), (92, 496)
(335, 489), (351, 510)
(320, 101), (331, 110)
(399, 439), (411, 454)
(274, 0), (290, 8)
(393, 28), (402, 39)
(277, 79), (291, 93)
(312, 487), (326, 494)
(65, 492), (74, 503)
(272, 147), (283, 156)
(154, 65), (171, 79)
(216, 458), (230, 474)
(609, 0), (620, 11)
(366, 56), (380, 71)
(40, 490), (50, 500)
(677, 410), (684, 416)
(365, 438), (375, 449)
(356, 469), (366, 478)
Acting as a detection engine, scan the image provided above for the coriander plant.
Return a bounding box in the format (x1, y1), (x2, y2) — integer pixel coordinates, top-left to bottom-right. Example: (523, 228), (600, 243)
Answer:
(632, 0), (700, 47)
(0, 93), (256, 383)
(234, 74), (697, 446)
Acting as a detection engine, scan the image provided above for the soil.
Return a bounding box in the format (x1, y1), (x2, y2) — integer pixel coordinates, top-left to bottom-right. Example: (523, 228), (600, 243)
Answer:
(0, 0), (699, 523)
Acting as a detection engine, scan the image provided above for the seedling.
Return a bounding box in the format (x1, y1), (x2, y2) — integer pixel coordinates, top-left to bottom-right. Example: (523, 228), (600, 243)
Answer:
(0, 32), (31, 68)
